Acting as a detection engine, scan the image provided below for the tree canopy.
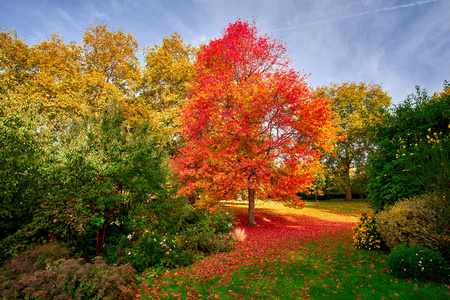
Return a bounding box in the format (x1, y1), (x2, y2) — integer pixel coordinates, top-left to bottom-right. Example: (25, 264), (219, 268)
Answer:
(173, 20), (336, 225)
(315, 82), (391, 201)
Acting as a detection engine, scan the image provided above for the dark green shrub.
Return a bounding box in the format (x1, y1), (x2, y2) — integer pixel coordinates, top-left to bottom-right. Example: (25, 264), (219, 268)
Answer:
(352, 212), (386, 251)
(387, 244), (450, 282)
(109, 231), (195, 273)
(211, 209), (235, 233)
(0, 256), (137, 299)
(176, 206), (235, 254)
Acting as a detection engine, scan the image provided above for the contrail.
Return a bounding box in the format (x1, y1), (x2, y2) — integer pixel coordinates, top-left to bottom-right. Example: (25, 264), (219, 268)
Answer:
(271, 0), (438, 32)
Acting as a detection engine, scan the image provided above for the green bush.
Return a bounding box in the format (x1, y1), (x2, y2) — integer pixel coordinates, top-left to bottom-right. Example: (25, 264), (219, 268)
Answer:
(367, 82), (450, 210)
(104, 206), (235, 272)
(0, 256), (137, 299)
(352, 212), (386, 251)
(375, 193), (450, 258)
(387, 244), (449, 282)
(105, 231), (196, 273)
(177, 206), (235, 254)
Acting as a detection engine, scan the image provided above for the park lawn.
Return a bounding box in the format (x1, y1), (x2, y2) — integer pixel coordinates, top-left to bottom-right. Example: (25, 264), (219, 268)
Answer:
(137, 200), (450, 299)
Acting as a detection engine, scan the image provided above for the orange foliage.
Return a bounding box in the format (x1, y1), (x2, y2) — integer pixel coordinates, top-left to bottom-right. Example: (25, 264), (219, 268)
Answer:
(173, 20), (336, 216)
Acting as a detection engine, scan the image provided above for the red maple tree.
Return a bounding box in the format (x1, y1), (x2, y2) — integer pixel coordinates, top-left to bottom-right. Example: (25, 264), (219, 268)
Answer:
(173, 20), (336, 225)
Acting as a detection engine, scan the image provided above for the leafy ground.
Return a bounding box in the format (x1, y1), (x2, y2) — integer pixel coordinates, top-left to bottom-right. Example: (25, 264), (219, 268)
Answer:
(137, 200), (450, 299)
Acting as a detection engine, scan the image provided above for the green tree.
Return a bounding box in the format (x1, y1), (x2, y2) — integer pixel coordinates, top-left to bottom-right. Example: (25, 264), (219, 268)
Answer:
(0, 105), (48, 242)
(41, 105), (171, 255)
(315, 82), (391, 201)
(367, 82), (450, 210)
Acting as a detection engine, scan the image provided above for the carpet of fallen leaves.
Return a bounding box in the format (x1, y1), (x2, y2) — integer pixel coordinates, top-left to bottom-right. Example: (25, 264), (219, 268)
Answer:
(137, 202), (361, 299)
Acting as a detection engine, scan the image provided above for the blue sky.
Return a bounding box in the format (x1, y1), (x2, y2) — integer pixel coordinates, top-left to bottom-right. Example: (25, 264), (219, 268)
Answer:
(1, 0), (449, 104)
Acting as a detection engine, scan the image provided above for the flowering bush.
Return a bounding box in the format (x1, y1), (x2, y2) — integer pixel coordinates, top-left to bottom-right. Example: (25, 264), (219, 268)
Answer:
(367, 83), (450, 210)
(387, 244), (449, 282)
(105, 230), (196, 273)
(105, 206), (235, 272)
(352, 212), (385, 251)
(0, 256), (137, 299)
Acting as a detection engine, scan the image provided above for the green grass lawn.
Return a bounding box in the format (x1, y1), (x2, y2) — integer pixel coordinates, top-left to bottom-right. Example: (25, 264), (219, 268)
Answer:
(138, 200), (450, 299)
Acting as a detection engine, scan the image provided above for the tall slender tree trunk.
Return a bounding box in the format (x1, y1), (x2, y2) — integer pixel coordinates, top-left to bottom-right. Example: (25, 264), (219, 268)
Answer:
(315, 185), (319, 208)
(247, 187), (257, 226)
(345, 164), (353, 201)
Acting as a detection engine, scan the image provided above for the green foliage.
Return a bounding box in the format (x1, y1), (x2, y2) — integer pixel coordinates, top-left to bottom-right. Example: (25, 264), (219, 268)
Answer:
(39, 105), (172, 256)
(0, 106), (47, 241)
(375, 193), (450, 258)
(367, 82), (450, 210)
(104, 231), (196, 273)
(177, 207), (235, 253)
(0, 104), (176, 263)
(352, 212), (386, 251)
(315, 81), (391, 201)
(387, 244), (450, 282)
(0, 256), (137, 299)
(104, 206), (235, 272)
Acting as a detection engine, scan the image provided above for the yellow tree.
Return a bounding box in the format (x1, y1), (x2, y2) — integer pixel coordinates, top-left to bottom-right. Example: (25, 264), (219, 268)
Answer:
(0, 28), (35, 109)
(31, 34), (83, 121)
(82, 23), (140, 116)
(140, 32), (196, 150)
(315, 82), (391, 201)
(1, 29), (84, 124)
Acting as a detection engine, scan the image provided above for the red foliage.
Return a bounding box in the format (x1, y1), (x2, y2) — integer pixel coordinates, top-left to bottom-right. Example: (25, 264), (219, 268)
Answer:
(172, 20), (336, 221)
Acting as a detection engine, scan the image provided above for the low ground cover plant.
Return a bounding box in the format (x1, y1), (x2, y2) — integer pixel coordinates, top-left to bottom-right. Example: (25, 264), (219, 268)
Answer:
(0, 255), (137, 299)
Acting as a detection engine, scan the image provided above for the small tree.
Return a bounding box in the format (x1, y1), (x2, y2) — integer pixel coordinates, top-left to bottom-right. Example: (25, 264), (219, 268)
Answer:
(173, 20), (335, 226)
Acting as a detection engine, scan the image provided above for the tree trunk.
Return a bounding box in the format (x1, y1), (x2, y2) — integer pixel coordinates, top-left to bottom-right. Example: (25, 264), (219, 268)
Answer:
(247, 187), (257, 226)
(315, 185), (319, 208)
(345, 163), (353, 201)
(345, 185), (353, 201)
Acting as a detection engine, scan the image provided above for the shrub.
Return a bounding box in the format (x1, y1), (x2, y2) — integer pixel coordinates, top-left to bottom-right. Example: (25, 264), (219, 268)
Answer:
(352, 212), (386, 251)
(387, 244), (450, 282)
(367, 82), (450, 210)
(104, 206), (235, 273)
(0, 256), (137, 299)
(176, 206), (235, 254)
(375, 193), (450, 258)
(0, 106), (49, 253)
